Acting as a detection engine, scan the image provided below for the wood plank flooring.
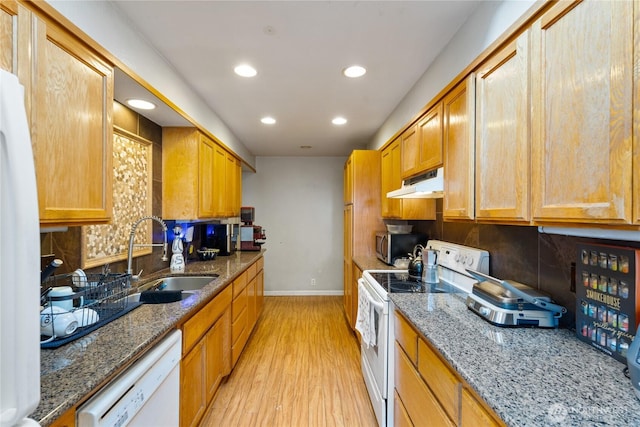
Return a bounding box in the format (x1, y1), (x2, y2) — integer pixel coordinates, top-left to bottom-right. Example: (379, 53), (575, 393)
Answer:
(202, 296), (378, 427)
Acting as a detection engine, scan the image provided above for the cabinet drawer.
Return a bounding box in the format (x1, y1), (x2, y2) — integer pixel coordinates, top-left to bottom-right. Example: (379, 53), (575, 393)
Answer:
(461, 388), (502, 427)
(232, 287), (248, 321)
(417, 338), (460, 422)
(395, 311), (418, 364)
(394, 390), (414, 427)
(395, 342), (455, 427)
(246, 262), (257, 280)
(233, 271), (248, 298)
(232, 304), (247, 344)
(182, 286), (232, 354)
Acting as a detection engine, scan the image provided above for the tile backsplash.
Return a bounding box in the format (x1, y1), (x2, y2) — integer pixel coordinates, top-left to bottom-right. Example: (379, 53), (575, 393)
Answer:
(411, 199), (640, 329)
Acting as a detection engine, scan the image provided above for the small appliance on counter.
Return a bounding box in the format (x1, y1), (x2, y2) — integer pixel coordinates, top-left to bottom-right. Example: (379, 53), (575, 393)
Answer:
(240, 206), (266, 251)
(627, 337), (640, 400)
(376, 231), (427, 265)
(466, 269), (566, 328)
(202, 222), (238, 256)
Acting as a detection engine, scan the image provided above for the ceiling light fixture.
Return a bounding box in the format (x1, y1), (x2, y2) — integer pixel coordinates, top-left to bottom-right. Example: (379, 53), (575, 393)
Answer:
(126, 99), (156, 110)
(234, 64), (257, 77)
(332, 117), (347, 125)
(343, 65), (366, 78)
(261, 117), (276, 125)
(300, 145), (312, 149)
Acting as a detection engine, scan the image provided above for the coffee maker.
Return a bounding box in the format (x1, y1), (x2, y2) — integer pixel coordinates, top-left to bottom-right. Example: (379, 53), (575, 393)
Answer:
(202, 223), (238, 256)
(239, 206), (266, 251)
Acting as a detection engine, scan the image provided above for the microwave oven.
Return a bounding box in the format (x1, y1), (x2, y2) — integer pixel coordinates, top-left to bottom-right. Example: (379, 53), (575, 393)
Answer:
(376, 232), (427, 265)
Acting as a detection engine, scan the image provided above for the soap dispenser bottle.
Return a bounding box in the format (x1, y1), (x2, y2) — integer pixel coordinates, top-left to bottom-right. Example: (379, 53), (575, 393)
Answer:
(170, 225), (185, 272)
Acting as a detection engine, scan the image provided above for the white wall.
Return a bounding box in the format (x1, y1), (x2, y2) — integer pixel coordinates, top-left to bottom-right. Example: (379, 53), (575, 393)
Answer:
(369, 0), (536, 150)
(242, 157), (346, 295)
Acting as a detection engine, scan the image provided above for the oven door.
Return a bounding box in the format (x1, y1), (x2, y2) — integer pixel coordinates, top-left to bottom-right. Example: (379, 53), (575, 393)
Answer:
(358, 277), (389, 426)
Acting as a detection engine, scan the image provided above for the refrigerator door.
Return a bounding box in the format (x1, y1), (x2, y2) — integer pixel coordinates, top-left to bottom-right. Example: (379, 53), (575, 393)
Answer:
(0, 70), (41, 426)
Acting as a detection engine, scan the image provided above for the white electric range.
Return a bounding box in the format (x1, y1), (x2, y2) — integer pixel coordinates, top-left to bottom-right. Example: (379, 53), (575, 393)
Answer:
(356, 240), (489, 427)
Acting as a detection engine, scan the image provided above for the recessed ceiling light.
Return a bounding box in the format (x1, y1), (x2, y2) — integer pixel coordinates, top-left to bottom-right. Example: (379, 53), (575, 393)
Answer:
(343, 65), (366, 78)
(261, 117), (276, 125)
(126, 99), (156, 110)
(332, 117), (347, 125)
(234, 64), (257, 77)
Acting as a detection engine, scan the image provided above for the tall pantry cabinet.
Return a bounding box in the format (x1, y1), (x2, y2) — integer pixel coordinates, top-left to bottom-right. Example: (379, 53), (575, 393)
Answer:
(343, 150), (383, 330)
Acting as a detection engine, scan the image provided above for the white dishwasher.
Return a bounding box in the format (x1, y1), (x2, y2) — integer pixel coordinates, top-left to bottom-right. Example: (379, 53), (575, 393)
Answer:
(77, 330), (182, 427)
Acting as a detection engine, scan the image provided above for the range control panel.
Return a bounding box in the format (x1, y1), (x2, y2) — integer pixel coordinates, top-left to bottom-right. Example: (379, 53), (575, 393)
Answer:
(425, 240), (490, 293)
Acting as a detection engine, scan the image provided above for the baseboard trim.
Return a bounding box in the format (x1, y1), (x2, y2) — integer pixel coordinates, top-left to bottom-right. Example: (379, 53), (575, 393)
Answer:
(265, 290), (343, 296)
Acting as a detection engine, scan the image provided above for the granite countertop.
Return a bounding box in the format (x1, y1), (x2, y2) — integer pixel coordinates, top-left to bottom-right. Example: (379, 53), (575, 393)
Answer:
(353, 256), (398, 271)
(33, 251), (265, 426)
(390, 291), (640, 426)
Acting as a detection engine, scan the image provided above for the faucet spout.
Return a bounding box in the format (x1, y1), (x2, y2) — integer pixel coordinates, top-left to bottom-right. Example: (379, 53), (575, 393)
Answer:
(126, 215), (169, 282)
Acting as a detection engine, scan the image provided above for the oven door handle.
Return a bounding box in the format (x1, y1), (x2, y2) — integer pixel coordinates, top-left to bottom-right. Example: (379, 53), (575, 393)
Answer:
(358, 278), (385, 313)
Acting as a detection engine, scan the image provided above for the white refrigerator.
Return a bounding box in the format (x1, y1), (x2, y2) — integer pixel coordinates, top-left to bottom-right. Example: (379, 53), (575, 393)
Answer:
(0, 70), (41, 426)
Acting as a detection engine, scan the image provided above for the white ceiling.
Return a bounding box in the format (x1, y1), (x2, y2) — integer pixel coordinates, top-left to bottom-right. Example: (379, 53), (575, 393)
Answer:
(111, 1), (481, 157)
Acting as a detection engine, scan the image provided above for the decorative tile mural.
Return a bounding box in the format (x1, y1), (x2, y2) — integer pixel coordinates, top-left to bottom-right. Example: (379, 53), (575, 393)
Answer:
(81, 129), (153, 268)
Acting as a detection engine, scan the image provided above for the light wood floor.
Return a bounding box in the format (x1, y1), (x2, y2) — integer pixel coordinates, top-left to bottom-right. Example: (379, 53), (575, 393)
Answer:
(201, 296), (378, 427)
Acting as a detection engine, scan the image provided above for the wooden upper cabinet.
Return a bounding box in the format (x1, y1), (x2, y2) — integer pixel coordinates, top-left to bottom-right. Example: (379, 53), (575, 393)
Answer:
(475, 30), (530, 223)
(400, 124), (419, 179)
(0, 1), (30, 85)
(417, 102), (444, 172)
(635, 2), (640, 225)
(381, 137), (436, 220)
(531, 0), (633, 224)
(32, 14), (114, 225)
(164, 128), (241, 220)
(443, 76), (476, 221)
(381, 138), (402, 218)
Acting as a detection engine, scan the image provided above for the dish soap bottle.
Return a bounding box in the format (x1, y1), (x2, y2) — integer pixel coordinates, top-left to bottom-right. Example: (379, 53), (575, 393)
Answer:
(170, 225), (185, 272)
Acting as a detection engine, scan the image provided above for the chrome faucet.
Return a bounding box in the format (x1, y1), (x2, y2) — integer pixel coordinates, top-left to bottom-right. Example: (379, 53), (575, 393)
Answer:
(126, 215), (169, 283)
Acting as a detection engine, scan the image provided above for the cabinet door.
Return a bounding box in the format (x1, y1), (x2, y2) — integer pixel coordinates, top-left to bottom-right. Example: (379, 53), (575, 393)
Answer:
(256, 268), (264, 316)
(181, 340), (206, 427)
(475, 31), (530, 223)
(381, 138), (402, 218)
(351, 263), (362, 332)
(635, 3), (640, 225)
(205, 308), (231, 403)
(417, 102), (443, 171)
(401, 125), (419, 179)
(461, 388), (501, 427)
(0, 1), (30, 94)
(212, 143), (227, 217)
(343, 204), (353, 323)
(531, 0), (633, 224)
(443, 76), (475, 220)
(198, 135), (216, 218)
(32, 16), (114, 225)
(344, 155), (353, 204)
(247, 276), (256, 331)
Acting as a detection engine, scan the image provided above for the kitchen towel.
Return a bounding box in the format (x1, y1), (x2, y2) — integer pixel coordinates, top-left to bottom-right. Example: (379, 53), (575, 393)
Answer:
(355, 281), (377, 348)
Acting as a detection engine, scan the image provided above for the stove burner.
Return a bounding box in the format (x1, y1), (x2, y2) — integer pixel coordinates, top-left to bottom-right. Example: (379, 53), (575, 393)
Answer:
(368, 272), (427, 293)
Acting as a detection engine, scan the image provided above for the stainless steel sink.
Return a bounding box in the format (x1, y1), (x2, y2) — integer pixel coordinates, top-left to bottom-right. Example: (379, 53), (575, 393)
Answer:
(150, 275), (219, 291)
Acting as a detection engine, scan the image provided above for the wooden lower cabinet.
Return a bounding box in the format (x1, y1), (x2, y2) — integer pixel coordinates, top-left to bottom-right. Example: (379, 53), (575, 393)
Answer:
(461, 388), (501, 427)
(394, 311), (504, 427)
(231, 257), (265, 368)
(180, 285), (232, 427)
(395, 341), (455, 427)
(51, 406), (75, 427)
(394, 390), (414, 427)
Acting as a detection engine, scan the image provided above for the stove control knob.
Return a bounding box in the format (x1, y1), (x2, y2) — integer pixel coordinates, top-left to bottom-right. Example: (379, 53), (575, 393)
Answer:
(479, 307), (491, 317)
(465, 257), (474, 266)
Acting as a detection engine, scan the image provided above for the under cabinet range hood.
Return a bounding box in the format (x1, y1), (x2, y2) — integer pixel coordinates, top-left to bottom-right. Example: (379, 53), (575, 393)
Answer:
(387, 167), (444, 199)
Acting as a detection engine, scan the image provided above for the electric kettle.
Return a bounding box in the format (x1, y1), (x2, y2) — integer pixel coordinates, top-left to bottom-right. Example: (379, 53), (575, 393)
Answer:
(408, 244), (424, 279)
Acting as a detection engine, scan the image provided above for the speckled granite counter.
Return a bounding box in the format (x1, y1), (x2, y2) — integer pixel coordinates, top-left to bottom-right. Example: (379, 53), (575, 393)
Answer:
(32, 250), (265, 426)
(353, 256), (397, 271)
(390, 291), (640, 426)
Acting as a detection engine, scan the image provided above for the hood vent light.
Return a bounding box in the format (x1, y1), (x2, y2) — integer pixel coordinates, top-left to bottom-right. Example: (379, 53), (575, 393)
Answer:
(387, 167), (444, 199)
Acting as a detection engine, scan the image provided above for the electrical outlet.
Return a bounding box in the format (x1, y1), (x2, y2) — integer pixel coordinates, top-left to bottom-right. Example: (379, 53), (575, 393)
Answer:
(311, 278), (316, 286)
